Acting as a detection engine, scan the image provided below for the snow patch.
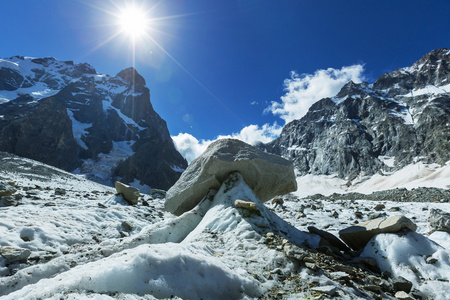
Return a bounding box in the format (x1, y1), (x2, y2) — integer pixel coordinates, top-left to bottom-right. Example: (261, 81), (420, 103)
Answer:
(170, 165), (185, 173)
(378, 155), (395, 167)
(67, 109), (92, 150)
(295, 161), (450, 197)
(361, 231), (450, 299)
(102, 100), (146, 131)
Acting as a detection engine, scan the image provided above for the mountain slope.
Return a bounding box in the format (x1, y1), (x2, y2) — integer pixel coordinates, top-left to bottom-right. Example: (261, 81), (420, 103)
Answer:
(265, 48), (450, 181)
(0, 56), (187, 190)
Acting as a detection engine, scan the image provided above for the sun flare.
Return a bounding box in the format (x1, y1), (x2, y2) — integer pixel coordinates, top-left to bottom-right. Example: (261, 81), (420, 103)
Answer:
(118, 5), (149, 39)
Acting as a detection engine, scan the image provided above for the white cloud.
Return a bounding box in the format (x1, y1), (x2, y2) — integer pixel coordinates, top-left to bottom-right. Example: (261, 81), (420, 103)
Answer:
(172, 123), (282, 163)
(266, 65), (365, 123)
(171, 133), (211, 163)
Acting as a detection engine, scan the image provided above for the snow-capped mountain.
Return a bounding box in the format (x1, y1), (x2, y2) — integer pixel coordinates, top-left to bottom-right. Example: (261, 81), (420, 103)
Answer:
(264, 48), (450, 181)
(0, 56), (187, 190)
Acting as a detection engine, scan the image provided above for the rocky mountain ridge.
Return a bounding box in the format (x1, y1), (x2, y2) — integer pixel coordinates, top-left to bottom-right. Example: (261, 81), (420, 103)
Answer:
(265, 48), (450, 181)
(0, 56), (187, 190)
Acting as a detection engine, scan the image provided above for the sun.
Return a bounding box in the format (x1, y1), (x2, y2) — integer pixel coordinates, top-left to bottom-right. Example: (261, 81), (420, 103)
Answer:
(118, 4), (149, 40)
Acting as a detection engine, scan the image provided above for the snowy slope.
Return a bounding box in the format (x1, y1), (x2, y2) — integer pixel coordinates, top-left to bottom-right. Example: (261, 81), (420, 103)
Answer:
(1, 155), (450, 299)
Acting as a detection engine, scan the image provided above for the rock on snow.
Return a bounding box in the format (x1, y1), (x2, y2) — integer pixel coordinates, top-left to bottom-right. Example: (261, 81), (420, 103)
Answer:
(165, 138), (297, 216)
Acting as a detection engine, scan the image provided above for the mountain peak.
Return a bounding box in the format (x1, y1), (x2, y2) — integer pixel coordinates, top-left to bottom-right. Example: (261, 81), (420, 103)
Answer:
(116, 67), (146, 86)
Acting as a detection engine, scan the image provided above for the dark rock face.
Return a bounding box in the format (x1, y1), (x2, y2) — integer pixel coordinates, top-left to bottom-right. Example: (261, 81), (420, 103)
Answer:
(0, 97), (81, 170)
(265, 48), (450, 180)
(0, 56), (187, 189)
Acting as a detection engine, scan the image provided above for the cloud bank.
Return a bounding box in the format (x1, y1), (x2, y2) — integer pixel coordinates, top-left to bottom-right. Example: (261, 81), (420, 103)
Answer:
(173, 64), (365, 162)
(172, 123), (282, 163)
(266, 65), (365, 123)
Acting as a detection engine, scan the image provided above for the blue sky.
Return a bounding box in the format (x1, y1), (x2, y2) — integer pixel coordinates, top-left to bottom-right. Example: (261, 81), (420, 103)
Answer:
(1, 0), (450, 160)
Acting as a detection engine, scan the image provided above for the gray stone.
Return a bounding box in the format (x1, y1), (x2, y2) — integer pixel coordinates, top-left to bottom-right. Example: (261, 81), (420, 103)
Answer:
(115, 181), (140, 205)
(54, 188), (66, 195)
(165, 139), (297, 215)
(0, 182), (16, 196)
(234, 199), (258, 211)
(311, 285), (337, 296)
(339, 215), (417, 250)
(0, 246), (31, 263)
(426, 257), (438, 264)
(393, 276), (413, 293)
(428, 208), (450, 233)
(329, 271), (350, 280)
(283, 243), (309, 261)
(121, 221), (134, 231)
(308, 226), (350, 252)
(0, 196), (17, 206)
(395, 291), (414, 300)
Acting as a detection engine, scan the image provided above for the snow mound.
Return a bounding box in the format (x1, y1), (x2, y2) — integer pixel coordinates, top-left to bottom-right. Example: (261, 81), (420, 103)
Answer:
(4, 243), (259, 300)
(362, 231), (450, 299)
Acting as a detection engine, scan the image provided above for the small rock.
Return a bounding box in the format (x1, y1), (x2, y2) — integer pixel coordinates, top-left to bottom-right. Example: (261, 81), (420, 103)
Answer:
(54, 188), (66, 196)
(394, 291), (414, 300)
(354, 211), (363, 219)
(0, 246), (31, 263)
(283, 243), (309, 261)
(368, 212), (384, 220)
(329, 271), (350, 280)
(0, 182), (17, 196)
(20, 228), (35, 242)
(305, 262), (317, 270)
(121, 221), (134, 231)
(97, 203), (107, 208)
(272, 198), (284, 206)
(150, 189), (166, 197)
(428, 208), (450, 234)
(332, 211), (339, 218)
(234, 199), (258, 211)
(363, 285), (381, 293)
(374, 204), (385, 211)
(0, 196), (17, 206)
(426, 257), (438, 264)
(7, 181), (16, 187)
(352, 256), (378, 268)
(115, 181), (140, 205)
(393, 276), (413, 293)
(119, 231), (129, 238)
(311, 285), (337, 296)
(308, 226), (350, 252)
(390, 207), (401, 212)
(142, 200), (149, 207)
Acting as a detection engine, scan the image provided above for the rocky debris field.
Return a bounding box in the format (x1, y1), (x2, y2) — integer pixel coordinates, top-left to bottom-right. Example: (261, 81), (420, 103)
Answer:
(1, 149), (450, 299)
(308, 187), (450, 203)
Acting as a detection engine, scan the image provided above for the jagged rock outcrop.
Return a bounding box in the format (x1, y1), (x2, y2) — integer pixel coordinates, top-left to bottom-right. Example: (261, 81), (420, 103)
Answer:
(265, 48), (450, 180)
(0, 56), (187, 189)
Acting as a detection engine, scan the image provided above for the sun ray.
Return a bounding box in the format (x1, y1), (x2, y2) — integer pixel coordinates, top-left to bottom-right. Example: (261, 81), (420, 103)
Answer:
(80, 0), (243, 123)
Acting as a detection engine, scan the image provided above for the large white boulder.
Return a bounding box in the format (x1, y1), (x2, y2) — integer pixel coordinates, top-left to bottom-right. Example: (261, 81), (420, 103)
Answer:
(165, 139), (297, 215)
